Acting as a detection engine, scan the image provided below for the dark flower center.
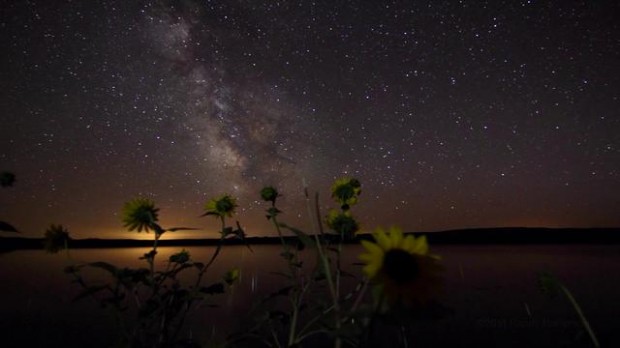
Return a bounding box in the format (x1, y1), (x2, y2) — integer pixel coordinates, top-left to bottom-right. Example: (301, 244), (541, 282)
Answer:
(216, 199), (234, 212)
(383, 249), (419, 284)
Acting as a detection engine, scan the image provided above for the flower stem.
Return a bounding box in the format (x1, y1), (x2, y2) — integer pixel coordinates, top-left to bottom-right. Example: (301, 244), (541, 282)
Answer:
(304, 187), (341, 348)
(195, 216), (227, 286)
(560, 285), (600, 348)
(271, 210), (304, 347)
(288, 297), (300, 347)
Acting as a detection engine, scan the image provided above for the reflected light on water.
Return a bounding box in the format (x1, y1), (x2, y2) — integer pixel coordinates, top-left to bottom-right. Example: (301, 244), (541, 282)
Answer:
(1, 244), (620, 347)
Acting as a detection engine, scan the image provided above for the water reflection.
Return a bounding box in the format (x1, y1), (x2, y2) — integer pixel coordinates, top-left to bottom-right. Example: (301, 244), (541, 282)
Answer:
(1, 244), (619, 347)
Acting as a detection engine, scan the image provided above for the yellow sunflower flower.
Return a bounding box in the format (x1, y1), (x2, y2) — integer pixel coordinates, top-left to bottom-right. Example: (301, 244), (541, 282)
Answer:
(122, 198), (159, 232)
(359, 226), (442, 306)
(326, 209), (359, 239)
(331, 177), (361, 210)
(203, 194), (238, 218)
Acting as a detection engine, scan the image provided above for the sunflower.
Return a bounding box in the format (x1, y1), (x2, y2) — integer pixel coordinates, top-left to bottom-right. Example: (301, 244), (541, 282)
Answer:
(359, 226), (442, 307)
(326, 209), (359, 239)
(260, 186), (279, 204)
(330, 177), (361, 210)
(203, 194), (238, 218)
(122, 198), (160, 232)
(44, 224), (71, 254)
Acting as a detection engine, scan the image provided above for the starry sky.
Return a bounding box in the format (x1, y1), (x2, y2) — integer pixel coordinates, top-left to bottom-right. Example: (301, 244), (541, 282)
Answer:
(1, 0), (619, 239)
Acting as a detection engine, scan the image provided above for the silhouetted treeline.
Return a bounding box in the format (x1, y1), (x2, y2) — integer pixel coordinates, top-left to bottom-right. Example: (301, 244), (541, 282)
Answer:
(2, 227), (619, 251)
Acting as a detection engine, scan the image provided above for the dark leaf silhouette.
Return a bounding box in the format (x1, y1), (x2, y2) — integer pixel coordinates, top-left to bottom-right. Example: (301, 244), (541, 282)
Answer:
(0, 171), (16, 187)
(73, 285), (110, 302)
(166, 227), (199, 232)
(262, 286), (293, 303)
(279, 223), (316, 248)
(88, 261), (119, 276)
(200, 283), (225, 295)
(0, 221), (18, 232)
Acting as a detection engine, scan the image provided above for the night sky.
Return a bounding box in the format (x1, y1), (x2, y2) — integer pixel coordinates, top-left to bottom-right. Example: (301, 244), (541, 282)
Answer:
(1, 1), (619, 239)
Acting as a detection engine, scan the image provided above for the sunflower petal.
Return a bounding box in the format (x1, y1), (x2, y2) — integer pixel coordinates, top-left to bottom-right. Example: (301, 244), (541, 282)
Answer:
(363, 264), (380, 279)
(373, 227), (391, 250)
(411, 235), (429, 255)
(389, 226), (404, 247)
(402, 235), (416, 252)
(361, 240), (383, 255)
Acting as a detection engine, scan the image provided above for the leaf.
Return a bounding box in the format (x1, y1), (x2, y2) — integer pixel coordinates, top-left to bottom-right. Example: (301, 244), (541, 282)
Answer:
(222, 227), (234, 237)
(138, 299), (160, 318)
(279, 223), (316, 248)
(168, 263), (193, 277)
(200, 283), (225, 295)
(72, 285), (109, 302)
(118, 267), (150, 287)
(339, 269), (356, 278)
(313, 267), (327, 281)
(538, 272), (560, 297)
(64, 264), (83, 274)
(266, 207), (281, 220)
(234, 221), (254, 253)
(166, 227), (199, 232)
(262, 286), (293, 303)
(269, 310), (290, 325)
(280, 251), (294, 261)
(169, 250), (190, 264)
(223, 268), (240, 286)
(153, 224), (165, 236)
(87, 261), (119, 276)
(269, 271), (292, 279)
(327, 246), (340, 253)
(139, 249), (157, 261)
(0, 172), (16, 187)
(0, 221), (18, 232)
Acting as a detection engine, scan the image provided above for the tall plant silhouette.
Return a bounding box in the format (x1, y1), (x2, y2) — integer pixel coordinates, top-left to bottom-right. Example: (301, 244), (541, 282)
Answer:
(57, 197), (242, 347)
(228, 178), (442, 348)
(0, 171), (18, 233)
(230, 179), (370, 347)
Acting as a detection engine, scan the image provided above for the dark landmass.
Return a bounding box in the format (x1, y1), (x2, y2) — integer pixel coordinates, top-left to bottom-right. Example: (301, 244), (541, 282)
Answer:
(420, 227), (620, 244)
(1, 227), (619, 251)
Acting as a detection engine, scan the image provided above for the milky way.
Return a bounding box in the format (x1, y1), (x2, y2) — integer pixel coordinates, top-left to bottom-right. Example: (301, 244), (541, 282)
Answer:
(145, 5), (319, 195)
(1, 1), (619, 238)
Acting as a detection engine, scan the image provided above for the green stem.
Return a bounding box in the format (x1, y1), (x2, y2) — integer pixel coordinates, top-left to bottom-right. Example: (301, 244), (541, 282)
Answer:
(288, 296), (300, 347)
(298, 303), (335, 339)
(207, 217), (226, 269)
(272, 212), (303, 347)
(150, 232), (160, 285)
(175, 217), (227, 343)
(295, 329), (330, 344)
(560, 285), (600, 348)
(304, 188), (341, 348)
(272, 214), (298, 280)
(270, 322), (283, 348)
(335, 225), (345, 308)
(362, 290), (385, 348)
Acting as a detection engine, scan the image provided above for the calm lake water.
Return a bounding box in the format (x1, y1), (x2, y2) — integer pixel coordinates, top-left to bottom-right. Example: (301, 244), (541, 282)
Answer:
(0, 244), (618, 347)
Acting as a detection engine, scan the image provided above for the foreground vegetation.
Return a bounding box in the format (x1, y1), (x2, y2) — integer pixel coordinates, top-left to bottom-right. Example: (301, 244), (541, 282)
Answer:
(41, 178), (448, 347)
(2, 171), (600, 347)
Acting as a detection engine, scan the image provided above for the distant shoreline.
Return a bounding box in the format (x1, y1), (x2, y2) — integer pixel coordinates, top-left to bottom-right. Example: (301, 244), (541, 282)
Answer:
(2, 227), (619, 251)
